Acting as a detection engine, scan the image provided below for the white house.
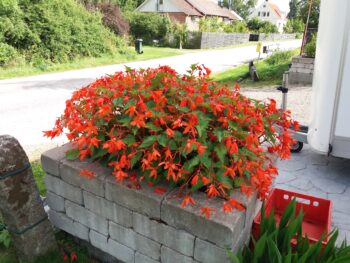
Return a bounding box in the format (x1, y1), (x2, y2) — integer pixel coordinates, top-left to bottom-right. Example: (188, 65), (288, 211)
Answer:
(137, 0), (241, 31)
(249, 0), (287, 33)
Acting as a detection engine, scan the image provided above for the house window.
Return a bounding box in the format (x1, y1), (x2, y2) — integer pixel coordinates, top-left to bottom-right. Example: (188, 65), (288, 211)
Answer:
(267, 12), (270, 17)
(191, 16), (196, 22)
(159, 0), (163, 4)
(258, 12), (260, 16)
(262, 12), (266, 17)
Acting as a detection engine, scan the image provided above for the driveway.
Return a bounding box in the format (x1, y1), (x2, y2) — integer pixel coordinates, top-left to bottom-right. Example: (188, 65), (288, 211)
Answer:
(0, 40), (301, 159)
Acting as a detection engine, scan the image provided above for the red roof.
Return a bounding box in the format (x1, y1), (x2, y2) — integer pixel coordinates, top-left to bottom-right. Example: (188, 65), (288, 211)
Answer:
(268, 2), (284, 19)
(172, 0), (238, 20)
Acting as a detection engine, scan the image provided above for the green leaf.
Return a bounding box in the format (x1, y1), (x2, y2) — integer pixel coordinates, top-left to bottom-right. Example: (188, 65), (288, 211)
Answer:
(253, 233), (267, 263)
(66, 149), (79, 160)
(113, 97), (123, 107)
(146, 122), (163, 132)
(213, 128), (224, 142)
(130, 152), (142, 169)
(157, 134), (169, 147)
(168, 140), (178, 150)
(178, 106), (190, 112)
(184, 156), (200, 172)
(196, 118), (209, 138)
(199, 152), (211, 169)
(138, 136), (157, 148)
(214, 144), (227, 163)
(123, 134), (136, 146)
(91, 147), (108, 161)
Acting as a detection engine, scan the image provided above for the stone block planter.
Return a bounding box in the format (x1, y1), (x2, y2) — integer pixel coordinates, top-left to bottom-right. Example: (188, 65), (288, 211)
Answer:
(42, 144), (259, 263)
(289, 56), (315, 85)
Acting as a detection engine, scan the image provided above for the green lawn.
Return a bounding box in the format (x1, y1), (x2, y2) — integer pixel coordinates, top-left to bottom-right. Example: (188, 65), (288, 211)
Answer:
(0, 46), (187, 80)
(212, 49), (300, 88)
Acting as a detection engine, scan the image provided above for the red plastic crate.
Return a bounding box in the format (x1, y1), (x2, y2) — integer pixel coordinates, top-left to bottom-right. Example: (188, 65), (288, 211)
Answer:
(252, 188), (332, 246)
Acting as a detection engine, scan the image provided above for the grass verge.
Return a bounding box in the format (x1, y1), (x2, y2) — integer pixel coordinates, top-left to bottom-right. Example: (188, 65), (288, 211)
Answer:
(212, 48), (300, 88)
(0, 46), (186, 80)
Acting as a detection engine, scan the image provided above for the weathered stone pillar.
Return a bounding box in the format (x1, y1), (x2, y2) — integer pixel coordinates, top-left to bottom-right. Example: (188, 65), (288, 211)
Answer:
(0, 135), (57, 260)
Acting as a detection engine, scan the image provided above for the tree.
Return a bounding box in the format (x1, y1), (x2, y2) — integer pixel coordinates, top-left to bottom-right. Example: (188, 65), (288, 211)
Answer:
(222, 0), (257, 20)
(287, 0), (300, 19)
(300, 0), (320, 29)
(284, 18), (304, 33)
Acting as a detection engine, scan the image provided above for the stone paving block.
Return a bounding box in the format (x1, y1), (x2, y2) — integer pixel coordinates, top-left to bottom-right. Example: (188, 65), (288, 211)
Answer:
(284, 178), (313, 191)
(135, 252), (160, 263)
(46, 191), (65, 212)
(83, 191), (132, 228)
(109, 221), (160, 260)
(161, 246), (194, 263)
(45, 173), (83, 204)
(49, 210), (89, 241)
(105, 176), (172, 219)
(60, 159), (109, 197)
(328, 193), (350, 215)
(66, 200), (108, 235)
(194, 238), (231, 263)
(161, 190), (248, 248)
(133, 212), (194, 256)
(311, 177), (347, 194)
(41, 143), (72, 177)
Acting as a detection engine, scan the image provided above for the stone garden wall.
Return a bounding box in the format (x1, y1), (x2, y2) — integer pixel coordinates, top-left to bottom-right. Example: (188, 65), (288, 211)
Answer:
(42, 144), (258, 263)
(185, 32), (297, 49)
(289, 56), (315, 85)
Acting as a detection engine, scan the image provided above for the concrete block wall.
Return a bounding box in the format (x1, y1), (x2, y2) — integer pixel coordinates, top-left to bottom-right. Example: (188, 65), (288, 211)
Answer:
(185, 32), (297, 49)
(289, 56), (315, 85)
(42, 145), (258, 263)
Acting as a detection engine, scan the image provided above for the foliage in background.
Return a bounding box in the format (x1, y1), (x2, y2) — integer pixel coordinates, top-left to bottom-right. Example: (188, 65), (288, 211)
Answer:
(225, 21), (249, 33)
(213, 49), (299, 87)
(77, 0), (144, 11)
(221, 0), (257, 20)
(247, 18), (278, 34)
(284, 18), (305, 33)
(0, 0), (126, 67)
(304, 34), (317, 58)
(287, 0), (320, 30)
(199, 18), (249, 33)
(31, 161), (47, 196)
(45, 65), (297, 217)
(173, 23), (188, 49)
(287, 0), (301, 19)
(265, 50), (296, 66)
(126, 12), (172, 45)
(228, 199), (350, 263)
(85, 2), (130, 36)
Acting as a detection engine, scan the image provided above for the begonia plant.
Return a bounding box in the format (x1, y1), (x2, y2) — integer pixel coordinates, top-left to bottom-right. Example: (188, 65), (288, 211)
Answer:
(45, 65), (297, 217)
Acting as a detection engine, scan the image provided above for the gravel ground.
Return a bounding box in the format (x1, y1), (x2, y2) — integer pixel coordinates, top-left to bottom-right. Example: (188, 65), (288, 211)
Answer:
(241, 85), (312, 125)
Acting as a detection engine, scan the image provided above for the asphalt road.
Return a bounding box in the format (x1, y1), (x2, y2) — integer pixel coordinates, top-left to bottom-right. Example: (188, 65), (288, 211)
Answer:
(0, 40), (301, 159)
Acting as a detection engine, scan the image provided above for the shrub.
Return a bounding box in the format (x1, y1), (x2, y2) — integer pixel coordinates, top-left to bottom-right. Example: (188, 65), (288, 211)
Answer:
(304, 34), (317, 58)
(0, 0), (126, 64)
(224, 21), (249, 33)
(127, 12), (172, 44)
(229, 199), (350, 262)
(199, 17), (225, 32)
(86, 2), (130, 36)
(265, 50), (296, 65)
(0, 43), (17, 66)
(45, 65), (297, 216)
(284, 18), (305, 33)
(248, 17), (278, 34)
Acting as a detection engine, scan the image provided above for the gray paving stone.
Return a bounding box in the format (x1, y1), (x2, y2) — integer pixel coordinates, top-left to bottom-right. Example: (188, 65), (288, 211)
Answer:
(46, 191), (65, 212)
(161, 246), (194, 263)
(45, 173), (83, 204)
(133, 212), (194, 256)
(274, 170), (298, 184)
(283, 178), (313, 191)
(48, 210), (89, 241)
(60, 159), (108, 197)
(109, 221), (160, 260)
(194, 238), (230, 263)
(105, 177), (172, 219)
(327, 193), (350, 215)
(135, 252), (159, 263)
(41, 143), (72, 177)
(332, 211), (350, 231)
(83, 191), (132, 227)
(311, 178), (347, 194)
(161, 190), (248, 248)
(65, 200), (108, 235)
(277, 159), (307, 172)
